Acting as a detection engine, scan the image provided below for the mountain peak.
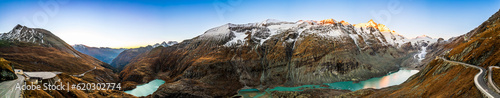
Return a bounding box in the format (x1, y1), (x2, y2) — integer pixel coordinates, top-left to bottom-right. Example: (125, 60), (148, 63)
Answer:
(319, 18), (336, 24)
(366, 19), (378, 27)
(73, 44), (89, 48)
(376, 24), (391, 32)
(339, 20), (350, 25)
(415, 35), (432, 39)
(352, 19), (397, 34)
(354, 19), (379, 28)
(262, 19), (286, 24)
(167, 41), (178, 45)
(368, 19), (376, 24)
(152, 41), (178, 48)
(14, 24), (23, 29)
(1, 24), (82, 57)
(2, 24), (46, 44)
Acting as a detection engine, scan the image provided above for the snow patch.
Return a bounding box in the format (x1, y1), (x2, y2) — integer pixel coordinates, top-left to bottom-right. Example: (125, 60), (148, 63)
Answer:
(349, 34), (361, 51)
(259, 23), (297, 45)
(417, 46), (427, 61)
(261, 19), (287, 24)
(320, 29), (343, 38)
(225, 31), (248, 46)
(201, 24), (232, 38)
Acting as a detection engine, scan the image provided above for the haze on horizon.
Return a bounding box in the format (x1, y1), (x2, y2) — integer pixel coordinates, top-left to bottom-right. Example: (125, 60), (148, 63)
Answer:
(0, 0), (499, 48)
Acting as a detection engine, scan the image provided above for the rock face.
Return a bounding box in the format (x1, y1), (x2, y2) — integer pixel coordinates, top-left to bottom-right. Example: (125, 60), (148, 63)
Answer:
(0, 25), (118, 83)
(119, 19), (436, 97)
(0, 58), (17, 81)
(339, 9), (500, 97)
(72, 44), (126, 64)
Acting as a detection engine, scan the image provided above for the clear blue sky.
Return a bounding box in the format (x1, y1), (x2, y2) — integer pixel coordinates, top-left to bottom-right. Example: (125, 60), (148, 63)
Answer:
(0, 0), (499, 48)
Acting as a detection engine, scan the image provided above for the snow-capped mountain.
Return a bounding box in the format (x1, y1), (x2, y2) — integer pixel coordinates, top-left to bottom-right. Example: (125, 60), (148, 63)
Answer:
(0, 24), (120, 84)
(152, 41), (178, 48)
(121, 18), (441, 97)
(1, 24), (47, 45)
(0, 24), (82, 56)
(200, 18), (435, 49)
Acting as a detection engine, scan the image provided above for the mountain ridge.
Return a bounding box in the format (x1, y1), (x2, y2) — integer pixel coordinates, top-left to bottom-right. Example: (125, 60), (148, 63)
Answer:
(118, 18), (439, 97)
(0, 24), (135, 97)
(110, 41), (177, 72)
(72, 44), (127, 64)
(0, 24), (120, 81)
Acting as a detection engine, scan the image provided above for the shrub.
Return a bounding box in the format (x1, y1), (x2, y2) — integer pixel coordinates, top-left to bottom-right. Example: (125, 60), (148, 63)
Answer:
(0, 40), (11, 47)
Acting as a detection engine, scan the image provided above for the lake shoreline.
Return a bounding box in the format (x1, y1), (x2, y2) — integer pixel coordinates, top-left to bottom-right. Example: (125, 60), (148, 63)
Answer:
(237, 69), (419, 97)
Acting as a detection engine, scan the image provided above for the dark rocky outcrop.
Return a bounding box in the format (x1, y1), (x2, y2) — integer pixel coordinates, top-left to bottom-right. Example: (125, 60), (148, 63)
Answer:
(0, 58), (17, 81)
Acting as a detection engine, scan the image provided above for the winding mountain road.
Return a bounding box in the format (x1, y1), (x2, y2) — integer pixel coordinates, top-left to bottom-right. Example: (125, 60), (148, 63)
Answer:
(488, 66), (500, 93)
(438, 57), (500, 98)
(72, 67), (96, 77)
(0, 75), (24, 98)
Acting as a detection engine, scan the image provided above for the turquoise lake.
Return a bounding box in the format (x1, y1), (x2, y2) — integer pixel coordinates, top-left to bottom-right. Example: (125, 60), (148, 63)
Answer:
(238, 69), (419, 97)
(124, 79), (165, 97)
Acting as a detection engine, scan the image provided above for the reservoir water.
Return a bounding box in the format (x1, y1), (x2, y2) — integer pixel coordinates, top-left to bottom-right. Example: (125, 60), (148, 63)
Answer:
(238, 69), (419, 97)
(124, 79), (165, 97)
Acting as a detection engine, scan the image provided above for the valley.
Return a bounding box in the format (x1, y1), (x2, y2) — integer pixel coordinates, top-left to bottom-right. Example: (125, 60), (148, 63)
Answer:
(0, 5), (497, 98)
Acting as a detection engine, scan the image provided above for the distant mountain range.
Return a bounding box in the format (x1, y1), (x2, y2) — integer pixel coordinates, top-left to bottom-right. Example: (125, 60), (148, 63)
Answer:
(111, 41), (178, 71)
(72, 44), (126, 64)
(153, 41), (178, 48)
(73, 41), (178, 70)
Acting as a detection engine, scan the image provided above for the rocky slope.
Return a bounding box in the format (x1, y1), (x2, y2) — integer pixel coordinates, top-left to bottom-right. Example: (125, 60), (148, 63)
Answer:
(72, 44), (126, 64)
(337, 9), (500, 97)
(111, 46), (153, 72)
(120, 19), (437, 97)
